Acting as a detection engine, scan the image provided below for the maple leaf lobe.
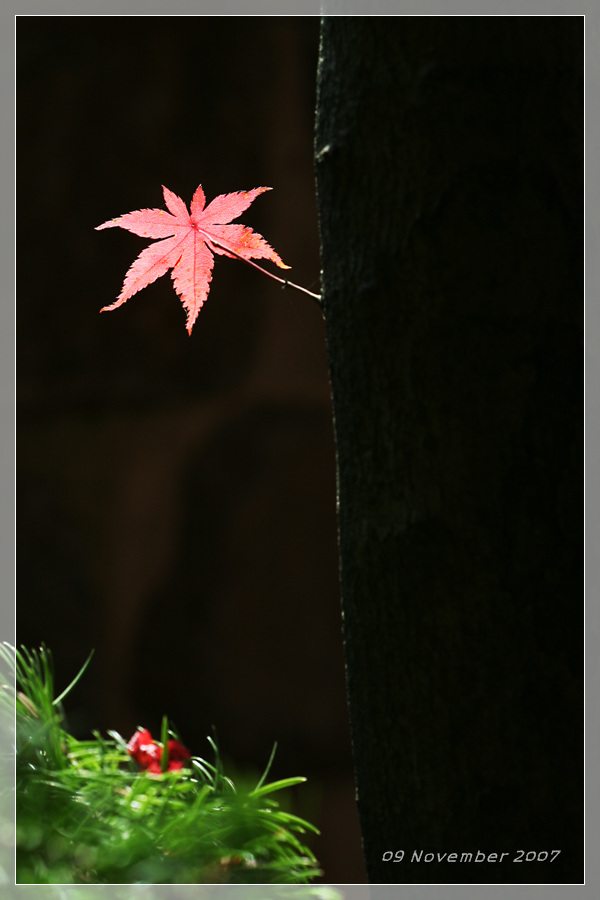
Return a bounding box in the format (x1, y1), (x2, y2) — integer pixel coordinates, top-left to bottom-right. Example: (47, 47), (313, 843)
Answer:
(96, 184), (289, 334)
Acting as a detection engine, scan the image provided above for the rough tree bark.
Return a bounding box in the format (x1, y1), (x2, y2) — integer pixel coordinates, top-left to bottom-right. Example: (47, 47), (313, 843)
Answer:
(315, 17), (582, 884)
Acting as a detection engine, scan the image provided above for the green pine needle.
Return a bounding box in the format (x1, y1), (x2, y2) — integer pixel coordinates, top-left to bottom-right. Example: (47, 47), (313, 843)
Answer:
(1, 642), (323, 885)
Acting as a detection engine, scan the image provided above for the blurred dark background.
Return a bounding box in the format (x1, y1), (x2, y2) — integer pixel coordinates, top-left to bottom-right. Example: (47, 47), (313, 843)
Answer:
(17, 16), (366, 882)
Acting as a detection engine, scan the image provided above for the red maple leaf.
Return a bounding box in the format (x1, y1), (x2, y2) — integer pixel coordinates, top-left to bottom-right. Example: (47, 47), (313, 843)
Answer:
(96, 184), (290, 335)
(126, 727), (191, 774)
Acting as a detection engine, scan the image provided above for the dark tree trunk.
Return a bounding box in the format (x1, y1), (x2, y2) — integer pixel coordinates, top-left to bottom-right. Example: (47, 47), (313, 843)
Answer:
(315, 17), (582, 884)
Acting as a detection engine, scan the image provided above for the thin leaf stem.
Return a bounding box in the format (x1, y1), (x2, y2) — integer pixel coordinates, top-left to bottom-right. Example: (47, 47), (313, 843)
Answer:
(200, 231), (322, 307)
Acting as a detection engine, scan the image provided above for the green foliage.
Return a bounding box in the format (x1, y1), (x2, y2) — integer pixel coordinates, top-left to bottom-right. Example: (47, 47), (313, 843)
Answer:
(1, 643), (322, 885)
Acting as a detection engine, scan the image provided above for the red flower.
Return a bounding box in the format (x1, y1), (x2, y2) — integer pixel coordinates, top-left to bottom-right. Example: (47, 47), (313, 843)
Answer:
(127, 727), (191, 773)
